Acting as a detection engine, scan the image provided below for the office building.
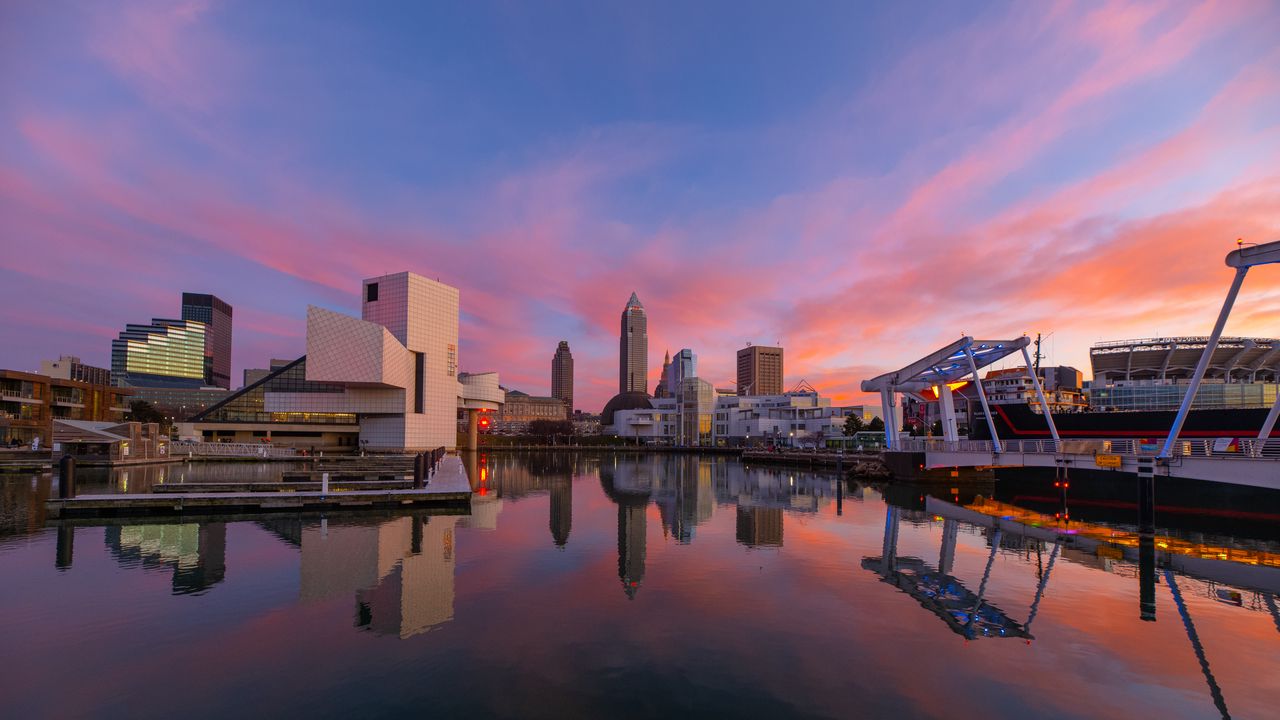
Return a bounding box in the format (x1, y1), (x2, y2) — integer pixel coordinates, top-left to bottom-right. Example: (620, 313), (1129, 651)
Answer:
(663, 349), (697, 398)
(40, 356), (111, 386)
(619, 292), (648, 394)
(185, 271), (477, 451)
(551, 341), (573, 413)
(494, 389), (570, 433)
(1, 368), (132, 447)
(111, 318), (208, 389)
(243, 359), (296, 389)
(737, 345), (784, 396)
(608, 388), (864, 447)
(655, 351), (672, 398)
(181, 293), (233, 389)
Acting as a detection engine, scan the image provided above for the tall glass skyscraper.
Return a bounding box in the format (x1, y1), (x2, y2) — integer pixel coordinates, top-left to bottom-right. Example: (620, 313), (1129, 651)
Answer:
(111, 319), (208, 388)
(663, 348), (696, 397)
(552, 340), (574, 413)
(181, 293), (233, 389)
(619, 292), (648, 394)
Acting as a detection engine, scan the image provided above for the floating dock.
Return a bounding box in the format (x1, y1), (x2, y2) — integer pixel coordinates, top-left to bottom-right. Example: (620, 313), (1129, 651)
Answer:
(45, 456), (471, 520)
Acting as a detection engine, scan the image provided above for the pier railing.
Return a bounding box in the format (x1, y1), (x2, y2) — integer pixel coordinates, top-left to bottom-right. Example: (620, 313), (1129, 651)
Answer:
(897, 438), (1280, 459)
(177, 442), (300, 458)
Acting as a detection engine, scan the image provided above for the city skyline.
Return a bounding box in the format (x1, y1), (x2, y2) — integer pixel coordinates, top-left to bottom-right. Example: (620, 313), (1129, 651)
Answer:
(3, 2), (1280, 412)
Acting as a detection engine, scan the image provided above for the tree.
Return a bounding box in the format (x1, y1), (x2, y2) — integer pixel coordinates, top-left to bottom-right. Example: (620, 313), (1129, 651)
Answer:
(843, 414), (865, 436)
(127, 400), (166, 426)
(528, 419), (575, 437)
(867, 416), (885, 432)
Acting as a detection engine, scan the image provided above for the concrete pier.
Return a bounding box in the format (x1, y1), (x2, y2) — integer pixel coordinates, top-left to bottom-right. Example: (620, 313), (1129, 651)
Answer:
(45, 456), (472, 521)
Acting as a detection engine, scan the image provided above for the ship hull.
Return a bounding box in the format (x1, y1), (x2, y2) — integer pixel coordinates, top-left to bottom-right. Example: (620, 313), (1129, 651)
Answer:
(973, 403), (1277, 440)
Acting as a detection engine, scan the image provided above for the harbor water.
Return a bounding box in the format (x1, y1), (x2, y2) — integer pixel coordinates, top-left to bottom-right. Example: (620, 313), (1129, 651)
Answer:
(1, 453), (1277, 719)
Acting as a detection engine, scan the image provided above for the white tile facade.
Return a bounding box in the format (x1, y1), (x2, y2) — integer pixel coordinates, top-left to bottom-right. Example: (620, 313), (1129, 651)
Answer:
(281, 272), (462, 451)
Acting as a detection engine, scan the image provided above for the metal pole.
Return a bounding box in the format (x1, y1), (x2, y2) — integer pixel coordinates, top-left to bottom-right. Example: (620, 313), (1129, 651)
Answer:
(1020, 346), (1060, 445)
(964, 345), (1002, 454)
(1161, 267), (1248, 458)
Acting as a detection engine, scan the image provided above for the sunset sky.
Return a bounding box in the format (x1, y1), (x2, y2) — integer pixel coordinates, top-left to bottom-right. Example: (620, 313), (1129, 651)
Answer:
(3, 0), (1279, 411)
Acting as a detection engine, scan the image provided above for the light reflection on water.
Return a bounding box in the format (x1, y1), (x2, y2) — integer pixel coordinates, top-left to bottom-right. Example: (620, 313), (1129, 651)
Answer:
(0, 452), (1277, 719)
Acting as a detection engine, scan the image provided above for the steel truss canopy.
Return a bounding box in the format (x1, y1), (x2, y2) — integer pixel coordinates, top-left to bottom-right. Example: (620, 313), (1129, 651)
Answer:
(861, 336), (1030, 394)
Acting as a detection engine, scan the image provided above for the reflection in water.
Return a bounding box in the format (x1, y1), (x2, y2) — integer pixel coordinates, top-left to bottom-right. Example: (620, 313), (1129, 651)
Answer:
(104, 523), (227, 595)
(8, 453), (1280, 718)
(299, 515), (457, 639)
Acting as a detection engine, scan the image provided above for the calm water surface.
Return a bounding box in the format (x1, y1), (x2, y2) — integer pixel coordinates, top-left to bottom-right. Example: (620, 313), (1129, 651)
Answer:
(1, 453), (1277, 719)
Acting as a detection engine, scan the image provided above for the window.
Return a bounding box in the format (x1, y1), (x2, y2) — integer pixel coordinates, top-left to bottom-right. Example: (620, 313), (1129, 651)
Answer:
(366, 283), (379, 302)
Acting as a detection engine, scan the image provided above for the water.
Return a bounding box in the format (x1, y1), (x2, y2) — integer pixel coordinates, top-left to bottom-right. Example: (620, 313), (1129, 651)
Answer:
(1, 454), (1278, 719)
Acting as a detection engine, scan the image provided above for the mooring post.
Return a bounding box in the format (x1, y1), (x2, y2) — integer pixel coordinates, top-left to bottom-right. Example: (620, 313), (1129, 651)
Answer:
(1137, 456), (1155, 535)
(55, 525), (75, 570)
(413, 453), (425, 489)
(321, 472), (330, 495)
(58, 455), (76, 499)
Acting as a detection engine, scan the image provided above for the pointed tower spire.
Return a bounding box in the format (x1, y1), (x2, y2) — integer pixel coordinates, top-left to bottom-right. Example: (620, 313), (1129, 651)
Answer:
(626, 291), (643, 309)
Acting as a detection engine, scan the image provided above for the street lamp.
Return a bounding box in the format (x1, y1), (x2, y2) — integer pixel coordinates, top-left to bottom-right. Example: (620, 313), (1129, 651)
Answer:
(789, 431), (794, 449)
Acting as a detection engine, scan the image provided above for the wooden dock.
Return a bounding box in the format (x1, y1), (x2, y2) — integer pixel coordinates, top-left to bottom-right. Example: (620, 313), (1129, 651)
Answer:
(45, 456), (472, 520)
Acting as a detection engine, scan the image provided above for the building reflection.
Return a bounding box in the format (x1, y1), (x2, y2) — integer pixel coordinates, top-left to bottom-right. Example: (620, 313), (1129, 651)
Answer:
(600, 457), (654, 599)
(736, 507), (783, 547)
(299, 514), (457, 639)
(103, 522), (227, 595)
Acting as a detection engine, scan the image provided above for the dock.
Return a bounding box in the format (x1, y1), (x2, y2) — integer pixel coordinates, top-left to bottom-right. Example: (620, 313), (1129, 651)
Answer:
(45, 455), (471, 520)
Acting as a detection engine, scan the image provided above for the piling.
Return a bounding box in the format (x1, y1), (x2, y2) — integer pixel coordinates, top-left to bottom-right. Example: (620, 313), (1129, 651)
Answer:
(321, 472), (330, 495)
(1137, 457), (1155, 535)
(55, 525), (74, 569)
(58, 455), (76, 499)
(413, 453), (425, 489)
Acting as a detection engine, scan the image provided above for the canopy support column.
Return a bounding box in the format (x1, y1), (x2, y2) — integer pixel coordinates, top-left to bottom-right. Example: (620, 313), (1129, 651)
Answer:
(880, 387), (898, 451)
(938, 384), (959, 442)
(1020, 345), (1061, 445)
(1161, 267), (1248, 459)
(964, 345), (1002, 454)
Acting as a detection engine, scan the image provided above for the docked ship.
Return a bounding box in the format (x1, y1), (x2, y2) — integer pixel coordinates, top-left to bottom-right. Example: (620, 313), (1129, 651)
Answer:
(970, 336), (1280, 440)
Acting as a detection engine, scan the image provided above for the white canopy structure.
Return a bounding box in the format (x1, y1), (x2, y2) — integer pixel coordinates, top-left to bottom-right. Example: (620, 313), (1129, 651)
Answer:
(861, 336), (1060, 452)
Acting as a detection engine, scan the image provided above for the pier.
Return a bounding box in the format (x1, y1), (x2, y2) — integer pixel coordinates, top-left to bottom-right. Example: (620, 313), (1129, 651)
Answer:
(45, 453), (468, 520)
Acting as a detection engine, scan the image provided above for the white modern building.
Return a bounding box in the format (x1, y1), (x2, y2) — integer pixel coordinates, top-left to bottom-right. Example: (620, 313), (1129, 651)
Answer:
(606, 386), (875, 447)
(184, 271), (499, 451)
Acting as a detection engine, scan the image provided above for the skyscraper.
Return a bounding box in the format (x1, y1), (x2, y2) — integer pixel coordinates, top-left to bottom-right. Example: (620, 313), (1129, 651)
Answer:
(181, 293), (233, 389)
(654, 350), (672, 398)
(664, 348), (696, 398)
(619, 292), (648, 394)
(551, 340), (574, 413)
(111, 318), (208, 388)
(737, 344), (784, 396)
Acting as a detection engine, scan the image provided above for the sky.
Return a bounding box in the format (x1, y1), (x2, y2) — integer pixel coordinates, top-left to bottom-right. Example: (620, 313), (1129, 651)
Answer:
(2, 0), (1279, 412)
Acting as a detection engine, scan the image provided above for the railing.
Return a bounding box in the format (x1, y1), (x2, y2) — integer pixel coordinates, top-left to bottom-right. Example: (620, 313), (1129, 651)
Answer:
(898, 437), (1280, 459)
(178, 442), (299, 458)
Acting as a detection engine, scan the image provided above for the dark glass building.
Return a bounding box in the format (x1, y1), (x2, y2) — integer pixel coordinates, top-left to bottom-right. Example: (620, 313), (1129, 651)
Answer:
(181, 293), (234, 389)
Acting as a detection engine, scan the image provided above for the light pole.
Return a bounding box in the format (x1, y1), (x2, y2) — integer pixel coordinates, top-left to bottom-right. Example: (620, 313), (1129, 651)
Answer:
(789, 431), (794, 449)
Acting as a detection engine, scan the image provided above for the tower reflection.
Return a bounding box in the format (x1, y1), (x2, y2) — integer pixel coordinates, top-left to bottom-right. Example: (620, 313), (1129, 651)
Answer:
(300, 514), (458, 638)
